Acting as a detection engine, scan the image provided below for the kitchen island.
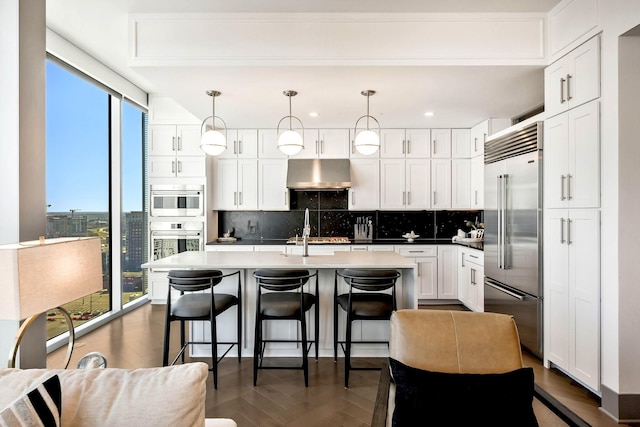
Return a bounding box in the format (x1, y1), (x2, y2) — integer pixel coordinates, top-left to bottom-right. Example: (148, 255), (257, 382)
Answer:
(142, 250), (416, 358)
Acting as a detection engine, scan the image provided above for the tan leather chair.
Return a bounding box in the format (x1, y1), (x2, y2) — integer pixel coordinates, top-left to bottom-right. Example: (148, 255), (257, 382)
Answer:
(372, 309), (589, 427)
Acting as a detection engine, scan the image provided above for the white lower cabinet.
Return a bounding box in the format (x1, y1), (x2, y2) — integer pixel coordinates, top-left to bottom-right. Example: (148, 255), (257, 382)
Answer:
(457, 247), (484, 312)
(544, 208), (600, 392)
(397, 245), (457, 301)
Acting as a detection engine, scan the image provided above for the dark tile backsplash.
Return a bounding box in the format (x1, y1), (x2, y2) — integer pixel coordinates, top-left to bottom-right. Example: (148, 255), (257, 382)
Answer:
(218, 190), (483, 241)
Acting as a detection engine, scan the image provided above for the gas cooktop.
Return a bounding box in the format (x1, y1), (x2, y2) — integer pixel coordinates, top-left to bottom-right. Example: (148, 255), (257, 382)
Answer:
(286, 236), (350, 244)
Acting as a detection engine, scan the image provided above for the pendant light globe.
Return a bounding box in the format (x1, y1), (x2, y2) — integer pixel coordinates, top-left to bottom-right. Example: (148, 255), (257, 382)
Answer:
(200, 90), (227, 156)
(353, 90), (381, 155)
(276, 90), (304, 155)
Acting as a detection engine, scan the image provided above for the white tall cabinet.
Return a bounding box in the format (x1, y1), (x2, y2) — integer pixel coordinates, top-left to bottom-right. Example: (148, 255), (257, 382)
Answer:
(543, 34), (601, 394)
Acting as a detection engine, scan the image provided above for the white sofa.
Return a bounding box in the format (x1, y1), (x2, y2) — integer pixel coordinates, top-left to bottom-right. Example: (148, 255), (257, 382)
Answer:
(0, 362), (235, 427)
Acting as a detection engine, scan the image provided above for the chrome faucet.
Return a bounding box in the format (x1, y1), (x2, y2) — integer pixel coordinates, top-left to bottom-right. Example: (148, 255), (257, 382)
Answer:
(302, 208), (310, 257)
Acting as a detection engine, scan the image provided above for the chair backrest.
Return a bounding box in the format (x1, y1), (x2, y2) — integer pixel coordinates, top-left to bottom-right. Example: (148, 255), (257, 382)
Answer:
(339, 269), (401, 292)
(253, 269), (312, 292)
(390, 309), (524, 373)
(167, 269), (223, 292)
(385, 309), (525, 427)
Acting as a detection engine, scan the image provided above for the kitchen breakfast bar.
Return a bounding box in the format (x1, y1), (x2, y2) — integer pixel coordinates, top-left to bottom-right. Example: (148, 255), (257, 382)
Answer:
(142, 250), (417, 358)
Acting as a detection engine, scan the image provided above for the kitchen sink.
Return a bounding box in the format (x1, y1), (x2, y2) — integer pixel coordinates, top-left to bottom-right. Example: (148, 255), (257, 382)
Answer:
(286, 236), (350, 245)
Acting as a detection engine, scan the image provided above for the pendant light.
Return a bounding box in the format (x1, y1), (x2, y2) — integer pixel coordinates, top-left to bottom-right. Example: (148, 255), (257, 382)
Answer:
(200, 90), (227, 156)
(277, 90), (304, 156)
(354, 90), (381, 155)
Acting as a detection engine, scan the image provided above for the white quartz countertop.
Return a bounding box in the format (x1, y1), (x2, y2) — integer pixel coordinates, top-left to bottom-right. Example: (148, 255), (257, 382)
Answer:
(142, 250), (416, 270)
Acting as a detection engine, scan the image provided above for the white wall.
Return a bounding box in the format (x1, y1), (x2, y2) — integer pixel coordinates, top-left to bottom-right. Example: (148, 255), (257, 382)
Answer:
(597, 0), (640, 395)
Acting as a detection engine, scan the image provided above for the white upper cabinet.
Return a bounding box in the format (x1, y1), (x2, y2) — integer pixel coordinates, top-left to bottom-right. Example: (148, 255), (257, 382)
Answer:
(258, 159), (289, 210)
(349, 158), (380, 210)
(213, 159), (258, 210)
(218, 129), (258, 159)
(379, 129), (431, 158)
(431, 159), (452, 209)
(470, 118), (511, 157)
(258, 129), (288, 159)
(470, 155), (484, 209)
(451, 129), (471, 158)
(148, 124), (206, 178)
(544, 35), (600, 118)
(380, 158), (430, 210)
(451, 159), (471, 209)
(431, 129), (452, 158)
(293, 129), (350, 159)
(544, 100), (600, 209)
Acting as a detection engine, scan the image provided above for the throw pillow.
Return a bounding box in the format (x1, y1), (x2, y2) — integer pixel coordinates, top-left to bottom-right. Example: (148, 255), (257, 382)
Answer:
(389, 358), (538, 427)
(0, 374), (61, 427)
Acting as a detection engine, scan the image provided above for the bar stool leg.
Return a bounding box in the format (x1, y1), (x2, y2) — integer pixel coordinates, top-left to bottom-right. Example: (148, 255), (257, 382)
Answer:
(163, 312), (171, 367)
(180, 320), (186, 363)
(301, 311), (309, 387)
(253, 318), (260, 386)
(344, 311), (352, 388)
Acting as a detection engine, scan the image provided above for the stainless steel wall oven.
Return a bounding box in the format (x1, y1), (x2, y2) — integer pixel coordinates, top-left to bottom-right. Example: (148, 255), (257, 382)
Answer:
(150, 184), (204, 217)
(150, 221), (204, 261)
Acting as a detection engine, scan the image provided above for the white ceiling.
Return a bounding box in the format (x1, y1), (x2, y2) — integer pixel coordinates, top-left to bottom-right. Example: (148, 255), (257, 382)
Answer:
(46, 0), (562, 129)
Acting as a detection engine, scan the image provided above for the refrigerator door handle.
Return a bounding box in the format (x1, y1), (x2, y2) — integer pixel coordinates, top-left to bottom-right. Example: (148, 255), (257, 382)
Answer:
(497, 175), (503, 269)
(501, 174), (509, 270)
(485, 280), (525, 301)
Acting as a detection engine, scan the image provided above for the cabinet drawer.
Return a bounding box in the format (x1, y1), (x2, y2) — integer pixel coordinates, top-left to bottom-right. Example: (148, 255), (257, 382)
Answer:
(397, 246), (437, 257)
(461, 249), (484, 266)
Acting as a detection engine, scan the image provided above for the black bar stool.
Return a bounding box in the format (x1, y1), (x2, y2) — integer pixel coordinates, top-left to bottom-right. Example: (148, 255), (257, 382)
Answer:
(334, 268), (401, 388)
(252, 269), (319, 387)
(163, 269), (242, 389)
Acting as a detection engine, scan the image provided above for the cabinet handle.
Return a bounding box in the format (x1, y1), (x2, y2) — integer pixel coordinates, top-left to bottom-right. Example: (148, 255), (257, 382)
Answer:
(471, 268), (476, 285)
(560, 218), (565, 244)
(567, 174), (572, 200)
(469, 254), (478, 259)
(407, 191), (411, 205)
(433, 191), (437, 205)
(408, 250), (424, 253)
(353, 247), (367, 251)
(234, 141), (237, 155)
(407, 139), (411, 154)
(239, 139), (243, 154)
(239, 192), (243, 205)
(560, 175), (566, 200)
(417, 263), (421, 277)
(566, 74), (572, 100)
(474, 190), (478, 205)
(461, 253), (465, 267)
(172, 161), (176, 174)
(351, 140), (355, 154)
(474, 137), (478, 152)
(177, 161), (182, 173)
(284, 191), (288, 206)
(315, 140), (319, 155)
(433, 140), (437, 154)
(352, 190), (355, 205)
(234, 192), (237, 206)
(172, 136), (176, 151)
(567, 218), (572, 245)
(402, 140), (406, 154)
(321, 139), (324, 154)
(560, 77), (566, 103)
(177, 136), (182, 151)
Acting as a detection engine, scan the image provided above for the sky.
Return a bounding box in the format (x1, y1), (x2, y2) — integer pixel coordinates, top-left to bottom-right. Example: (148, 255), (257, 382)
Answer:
(46, 61), (144, 213)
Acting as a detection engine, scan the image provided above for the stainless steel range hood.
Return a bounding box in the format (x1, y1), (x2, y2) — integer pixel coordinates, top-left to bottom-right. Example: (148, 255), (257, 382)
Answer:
(286, 159), (351, 190)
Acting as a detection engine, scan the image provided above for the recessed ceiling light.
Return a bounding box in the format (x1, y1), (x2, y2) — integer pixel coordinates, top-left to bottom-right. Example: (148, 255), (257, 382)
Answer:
(309, 112), (319, 117)
(424, 112), (434, 117)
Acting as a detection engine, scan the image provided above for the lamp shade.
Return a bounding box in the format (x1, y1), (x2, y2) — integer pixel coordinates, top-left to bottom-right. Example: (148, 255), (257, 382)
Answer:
(0, 237), (103, 321)
(354, 129), (380, 155)
(200, 129), (227, 155)
(278, 130), (304, 155)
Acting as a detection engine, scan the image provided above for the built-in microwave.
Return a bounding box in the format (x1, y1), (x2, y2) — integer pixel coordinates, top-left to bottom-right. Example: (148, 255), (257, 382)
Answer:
(150, 184), (204, 217)
(149, 221), (204, 261)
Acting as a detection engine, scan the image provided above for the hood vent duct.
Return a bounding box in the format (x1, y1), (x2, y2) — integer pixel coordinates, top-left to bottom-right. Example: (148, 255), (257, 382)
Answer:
(286, 159), (351, 190)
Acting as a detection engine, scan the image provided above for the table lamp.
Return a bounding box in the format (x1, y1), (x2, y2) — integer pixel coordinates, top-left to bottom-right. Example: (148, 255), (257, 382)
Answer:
(0, 237), (103, 368)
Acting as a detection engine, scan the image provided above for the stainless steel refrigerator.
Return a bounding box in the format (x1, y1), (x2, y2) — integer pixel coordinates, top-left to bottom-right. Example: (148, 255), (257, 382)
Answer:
(483, 121), (543, 358)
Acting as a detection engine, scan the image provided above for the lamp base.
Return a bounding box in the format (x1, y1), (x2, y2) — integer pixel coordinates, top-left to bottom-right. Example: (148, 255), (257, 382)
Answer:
(8, 306), (75, 369)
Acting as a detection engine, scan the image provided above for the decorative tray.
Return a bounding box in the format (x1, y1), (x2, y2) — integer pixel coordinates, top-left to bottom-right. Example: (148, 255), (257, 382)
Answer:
(452, 237), (483, 243)
(216, 237), (237, 242)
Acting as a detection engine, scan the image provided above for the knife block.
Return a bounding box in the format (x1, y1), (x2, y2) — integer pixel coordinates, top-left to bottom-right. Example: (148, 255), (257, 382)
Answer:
(354, 224), (373, 242)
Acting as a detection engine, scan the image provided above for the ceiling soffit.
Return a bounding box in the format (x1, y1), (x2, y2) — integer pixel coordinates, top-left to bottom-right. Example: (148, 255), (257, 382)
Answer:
(129, 13), (547, 67)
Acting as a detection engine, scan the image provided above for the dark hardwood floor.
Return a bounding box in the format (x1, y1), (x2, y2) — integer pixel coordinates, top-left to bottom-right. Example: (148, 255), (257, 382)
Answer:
(48, 302), (633, 427)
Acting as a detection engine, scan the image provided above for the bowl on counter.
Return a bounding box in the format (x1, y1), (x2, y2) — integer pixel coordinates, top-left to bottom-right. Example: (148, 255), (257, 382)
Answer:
(402, 232), (419, 243)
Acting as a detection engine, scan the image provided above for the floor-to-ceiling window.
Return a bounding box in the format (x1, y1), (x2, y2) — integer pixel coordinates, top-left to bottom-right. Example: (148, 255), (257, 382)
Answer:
(121, 101), (148, 303)
(45, 57), (148, 341)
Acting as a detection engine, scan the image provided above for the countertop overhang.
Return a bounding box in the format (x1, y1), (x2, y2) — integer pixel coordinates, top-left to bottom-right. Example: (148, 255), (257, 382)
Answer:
(142, 250), (417, 270)
(206, 238), (483, 251)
